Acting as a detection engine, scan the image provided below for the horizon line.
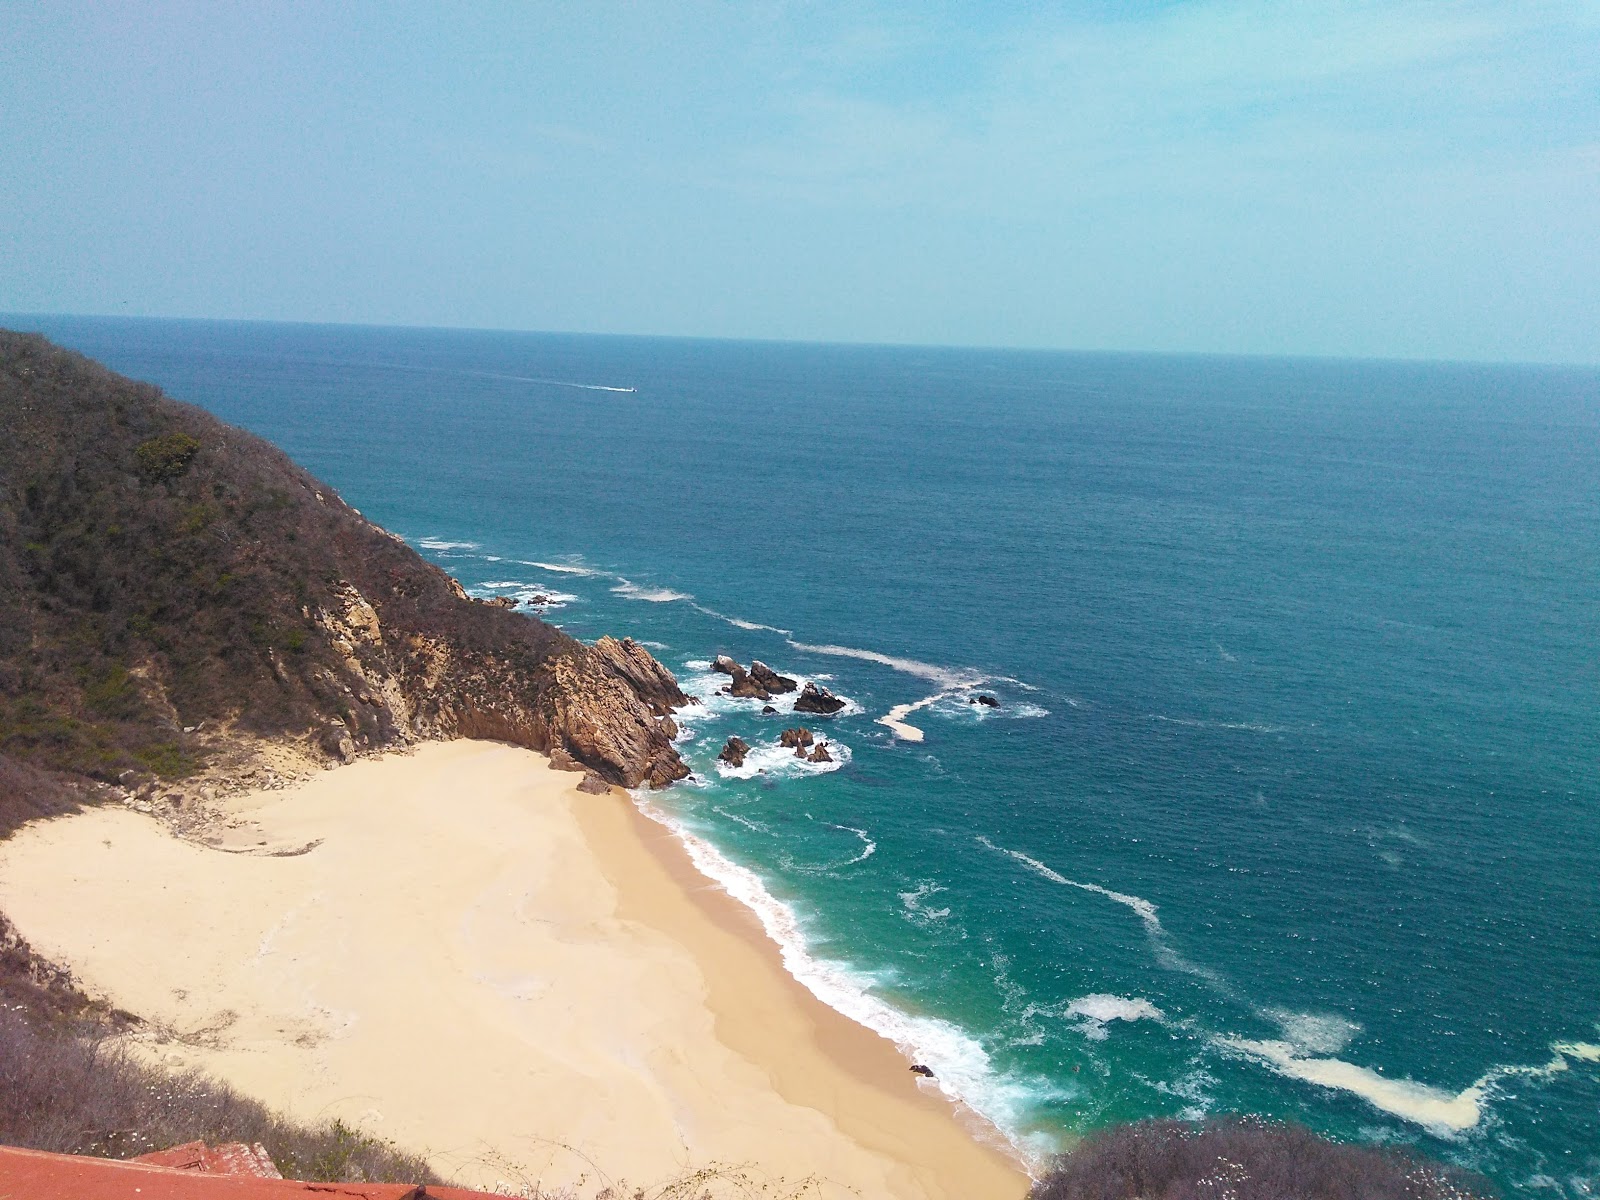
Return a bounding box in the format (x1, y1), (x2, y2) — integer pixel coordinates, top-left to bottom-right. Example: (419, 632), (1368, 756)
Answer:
(3, 308), (1596, 373)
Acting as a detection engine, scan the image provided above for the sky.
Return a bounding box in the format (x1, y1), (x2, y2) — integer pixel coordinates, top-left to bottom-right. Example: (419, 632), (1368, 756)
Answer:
(2, 1), (1597, 363)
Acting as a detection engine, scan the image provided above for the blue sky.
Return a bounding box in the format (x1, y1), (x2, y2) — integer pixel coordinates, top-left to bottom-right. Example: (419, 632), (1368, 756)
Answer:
(2, 1), (1597, 362)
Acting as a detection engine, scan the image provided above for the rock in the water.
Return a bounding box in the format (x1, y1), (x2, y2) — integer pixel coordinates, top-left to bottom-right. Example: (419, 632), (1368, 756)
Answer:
(761, 705), (778, 715)
(726, 665), (771, 700)
(718, 736), (750, 768)
(779, 727), (815, 748)
(711, 655), (741, 676)
(577, 772), (611, 794)
(975, 694), (1000, 707)
(807, 741), (832, 763)
(480, 595), (520, 609)
(910, 1063), (936, 1078)
(748, 660), (797, 694)
(794, 681), (846, 715)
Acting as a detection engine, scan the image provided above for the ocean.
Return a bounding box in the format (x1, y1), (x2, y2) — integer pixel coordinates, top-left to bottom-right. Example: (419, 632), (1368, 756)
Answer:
(15, 315), (1600, 1196)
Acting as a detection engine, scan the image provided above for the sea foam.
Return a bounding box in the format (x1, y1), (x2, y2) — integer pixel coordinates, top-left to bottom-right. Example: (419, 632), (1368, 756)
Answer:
(628, 793), (1054, 1168)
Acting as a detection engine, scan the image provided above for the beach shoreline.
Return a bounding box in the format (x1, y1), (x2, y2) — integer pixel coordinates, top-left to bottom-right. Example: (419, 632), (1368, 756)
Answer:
(0, 740), (1029, 1199)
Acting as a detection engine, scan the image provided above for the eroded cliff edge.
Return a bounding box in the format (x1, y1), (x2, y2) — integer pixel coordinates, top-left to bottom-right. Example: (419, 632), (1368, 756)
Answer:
(0, 331), (690, 797)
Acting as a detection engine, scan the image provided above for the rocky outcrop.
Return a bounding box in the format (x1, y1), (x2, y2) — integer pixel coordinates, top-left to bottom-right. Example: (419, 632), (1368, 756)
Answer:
(807, 742), (832, 763)
(590, 635), (692, 715)
(973, 694), (999, 708)
(0, 332), (693, 792)
(780, 727), (814, 750)
(718, 736), (750, 768)
(748, 661), (797, 694)
(577, 772), (611, 795)
(712, 656), (797, 702)
(727, 667), (770, 699)
(794, 681), (846, 715)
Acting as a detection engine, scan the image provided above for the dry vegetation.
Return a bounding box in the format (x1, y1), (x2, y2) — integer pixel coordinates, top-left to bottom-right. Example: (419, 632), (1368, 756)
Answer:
(1028, 1117), (1497, 1200)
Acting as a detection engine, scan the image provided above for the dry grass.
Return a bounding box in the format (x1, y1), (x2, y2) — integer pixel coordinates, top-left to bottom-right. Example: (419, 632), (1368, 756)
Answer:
(0, 1005), (438, 1184)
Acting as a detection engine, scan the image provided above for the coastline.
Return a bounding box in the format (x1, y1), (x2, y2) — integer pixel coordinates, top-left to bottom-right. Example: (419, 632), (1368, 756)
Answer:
(0, 740), (1028, 1199)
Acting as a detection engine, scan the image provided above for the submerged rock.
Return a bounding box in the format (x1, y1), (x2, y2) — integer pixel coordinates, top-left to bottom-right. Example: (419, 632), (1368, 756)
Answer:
(718, 736), (750, 768)
(793, 681), (846, 715)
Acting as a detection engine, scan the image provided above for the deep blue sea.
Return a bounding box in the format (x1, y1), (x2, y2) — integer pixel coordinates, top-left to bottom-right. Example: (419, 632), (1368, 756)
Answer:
(14, 315), (1599, 1196)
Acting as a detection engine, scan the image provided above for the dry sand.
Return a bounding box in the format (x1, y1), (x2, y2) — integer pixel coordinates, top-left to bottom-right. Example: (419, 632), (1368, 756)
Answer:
(0, 740), (1028, 1199)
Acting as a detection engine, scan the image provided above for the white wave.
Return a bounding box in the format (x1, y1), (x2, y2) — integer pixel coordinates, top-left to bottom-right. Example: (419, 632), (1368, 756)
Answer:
(978, 837), (1162, 931)
(483, 555), (502, 562)
(417, 537), (480, 551)
(1149, 714), (1287, 734)
(1219, 1037), (1485, 1133)
(520, 559), (604, 577)
(930, 695), (1051, 723)
(785, 639), (984, 689)
(625, 794), (1049, 1167)
(612, 579), (693, 603)
(714, 737), (851, 780)
(468, 582), (580, 610)
(826, 823), (876, 867)
(976, 836), (1235, 993)
(712, 806), (771, 834)
(1219, 1033), (1600, 1135)
(1267, 1008), (1362, 1055)
(677, 664), (861, 720)
(691, 604), (793, 635)
(878, 690), (954, 742)
(899, 881), (953, 924)
(1066, 994), (1164, 1040)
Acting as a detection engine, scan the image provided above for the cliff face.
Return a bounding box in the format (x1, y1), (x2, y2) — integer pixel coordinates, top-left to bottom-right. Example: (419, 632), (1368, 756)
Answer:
(0, 331), (689, 791)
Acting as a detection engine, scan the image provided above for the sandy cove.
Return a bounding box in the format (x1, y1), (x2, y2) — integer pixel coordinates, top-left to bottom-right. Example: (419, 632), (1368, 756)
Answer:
(0, 740), (1028, 1199)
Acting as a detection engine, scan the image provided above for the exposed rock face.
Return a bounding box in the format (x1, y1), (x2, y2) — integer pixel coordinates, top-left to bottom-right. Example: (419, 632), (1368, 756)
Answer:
(590, 636), (692, 715)
(780, 727), (814, 749)
(793, 682), (846, 715)
(0, 332), (692, 791)
(712, 656), (797, 702)
(748, 661), (797, 694)
(479, 595), (520, 609)
(726, 666), (771, 700)
(577, 772), (611, 795)
(718, 736), (750, 768)
(807, 742), (832, 763)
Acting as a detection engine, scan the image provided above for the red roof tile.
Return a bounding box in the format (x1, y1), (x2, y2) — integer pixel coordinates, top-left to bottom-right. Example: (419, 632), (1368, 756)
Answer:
(0, 1145), (504, 1200)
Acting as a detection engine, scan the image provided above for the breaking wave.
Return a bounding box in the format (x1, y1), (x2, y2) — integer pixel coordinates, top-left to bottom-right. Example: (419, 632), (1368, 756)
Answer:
(625, 792), (1056, 1166)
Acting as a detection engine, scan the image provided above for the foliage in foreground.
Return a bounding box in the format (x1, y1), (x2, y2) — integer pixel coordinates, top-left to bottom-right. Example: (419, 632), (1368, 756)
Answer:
(0, 1005), (438, 1185)
(1029, 1117), (1497, 1200)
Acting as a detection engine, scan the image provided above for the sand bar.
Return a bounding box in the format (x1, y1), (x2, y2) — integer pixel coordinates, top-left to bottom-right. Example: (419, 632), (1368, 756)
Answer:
(0, 740), (1028, 1199)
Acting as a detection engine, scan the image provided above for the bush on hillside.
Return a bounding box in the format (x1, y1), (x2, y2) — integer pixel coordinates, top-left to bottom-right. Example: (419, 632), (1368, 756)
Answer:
(0, 1007), (438, 1185)
(1030, 1117), (1496, 1200)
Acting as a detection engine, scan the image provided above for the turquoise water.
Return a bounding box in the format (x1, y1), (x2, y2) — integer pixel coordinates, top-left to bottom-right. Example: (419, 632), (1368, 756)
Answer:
(17, 316), (1600, 1195)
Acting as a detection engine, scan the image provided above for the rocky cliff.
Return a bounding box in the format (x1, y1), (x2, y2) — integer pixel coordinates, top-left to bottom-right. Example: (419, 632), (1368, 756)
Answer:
(0, 331), (689, 794)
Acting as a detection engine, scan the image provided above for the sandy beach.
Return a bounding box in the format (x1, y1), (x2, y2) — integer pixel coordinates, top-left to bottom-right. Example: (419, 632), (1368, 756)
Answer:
(0, 740), (1028, 1198)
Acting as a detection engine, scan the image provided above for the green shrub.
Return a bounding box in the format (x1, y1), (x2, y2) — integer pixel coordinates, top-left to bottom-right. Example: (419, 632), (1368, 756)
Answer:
(134, 433), (202, 481)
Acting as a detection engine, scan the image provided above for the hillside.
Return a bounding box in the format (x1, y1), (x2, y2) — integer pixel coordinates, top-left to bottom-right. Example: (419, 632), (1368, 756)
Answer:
(0, 330), (690, 808)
